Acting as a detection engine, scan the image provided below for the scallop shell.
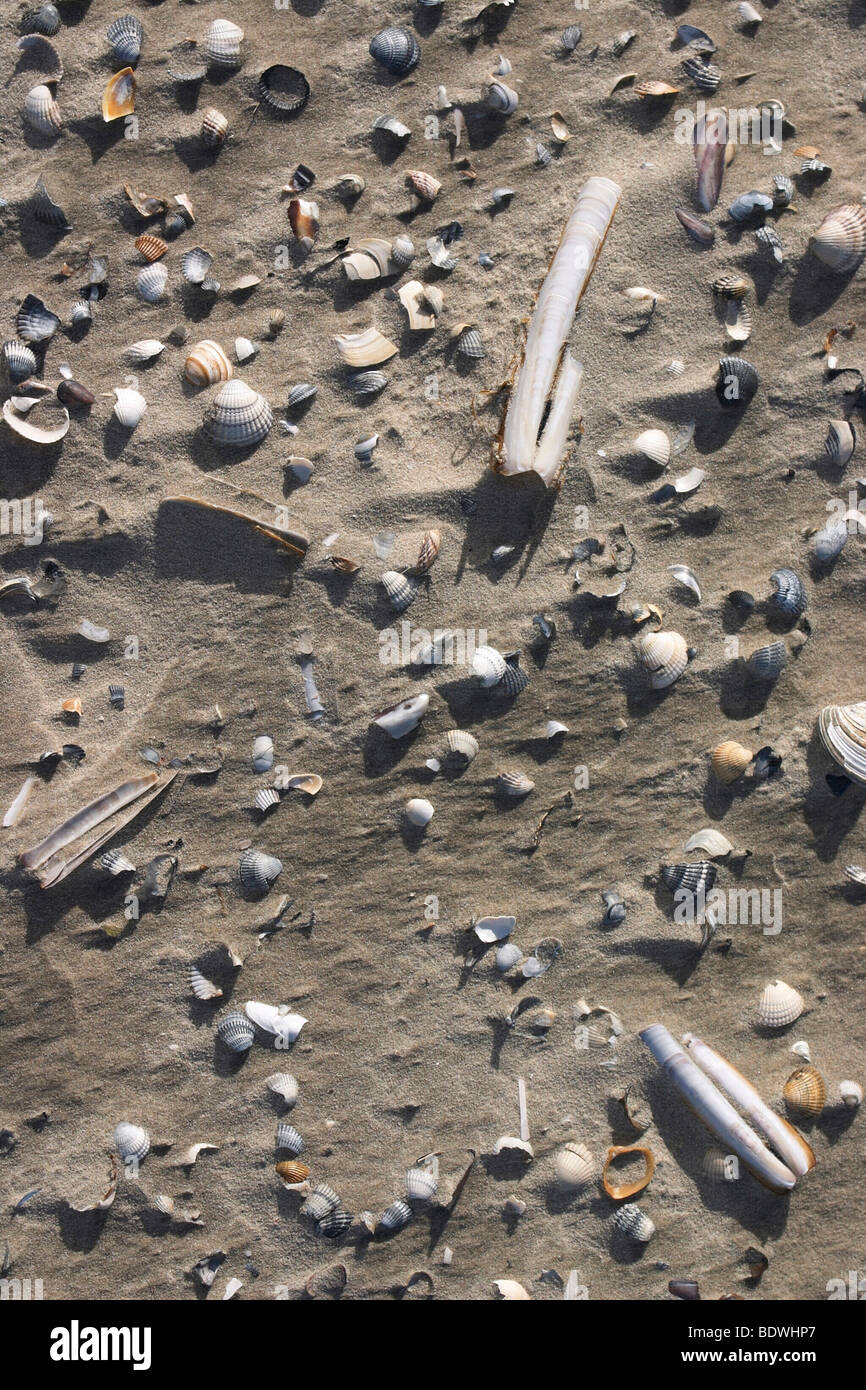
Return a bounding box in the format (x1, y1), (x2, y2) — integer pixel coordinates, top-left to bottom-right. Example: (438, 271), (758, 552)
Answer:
(24, 83), (61, 135)
(379, 1198), (413, 1232)
(374, 692), (429, 739)
(635, 629), (689, 689)
(368, 27), (420, 76)
(486, 80), (518, 114)
(204, 379), (273, 447)
(200, 108), (228, 148)
(758, 979), (804, 1029)
(660, 861), (716, 896)
(769, 568), (807, 618)
(3, 340), (38, 383)
(206, 18), (244, 69)
(181, 247), (214, 284)
(184, 340), (233, 387)
(137, 263), (168, 303)
(825, 419), (855, 466)
(472, 644), (507, 687)
(554, 1142), (594, 1190)
(496, 771), (534, 798)
(135, 233), (167, 263)
(611, 1203), (654, 1242)
(107, 15), (143, 65)
(266, 1073), (298, 1106)
(443, 729), (478, 764)
(102, 67), (136, 121)
(782, 1065), (826, 1119)
(634, 428), (670, 468)
(718, 355), (758, 406)
(405, 797), (434, 827)
(334, 328), (398, 368)
(17, 293), (60, 343)
(406, 1167), (437, 1202)
(275, 1159), (310, 1185)
(711, 739), (753, 783)
(238, 847), (282, 895)
(381, 570), (418, 611)
(405, 170), (441, 202)
(113, 1121), (150, 1163)
(112, 387), (147, 428)
(809, 204), (866, 273)
(23, 4), (61, 36)
(818, 701), (866, 784)
(746, 640), (787, 681)
(276, 1122), (304, 1155)
(216, 1010), (255, 1052)
(258, 64), (310, 114)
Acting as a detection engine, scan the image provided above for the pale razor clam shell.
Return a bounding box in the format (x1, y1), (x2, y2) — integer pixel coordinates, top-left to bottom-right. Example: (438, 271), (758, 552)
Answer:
(19, 773), (158, 872)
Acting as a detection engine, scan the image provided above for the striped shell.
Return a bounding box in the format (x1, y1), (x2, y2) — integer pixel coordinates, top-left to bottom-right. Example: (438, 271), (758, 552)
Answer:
(406, 170), (441, 202)
(746, 640), (787, 681)
(390, 234), (414, 270)
(317, 1207), (352, 1238)
(636, 629), (689, 688)
(216, 1010), (255, 1052)
(255, 788), (280, 813)
(381, 570), (417, 612)
(499, 655), (529, 697)
(258, 64), (310, 115)
(368, 26), (420, 76)
(3, 339), (38, 383)
(184, 340), (233, 387)
(275, 1159), (310, 1185)
(136, 263), (168, 302)
(17, 33), (64, 80)
(181, 247), (214, 284)
(23, 4), (61, 36)
(334, 328), (398, 368)
(107, 15), (142, 65)
(135, 234), (167, 263)
(206, 18), (244, 69)
(17, 293), (59, 342)
(682, 57), (721, 91)
(486, 79), (518, 114)
(711, 740), (753, 783)
(825, 419), (855, 466)
(472, 644), (507, 687)
(200, 108), (228, 148)
(276, 1122), (304, 1155)
(413, 529), (440, 573)
(266, 1073), (298, 1106)
(379, 1198), (413, 1232)
(301, 1183), (340, 1221)
(554, 1142), (594, 1189)
(113, 1121), (150, 1163)
(24, 83), (61, 135)
(287, 383), (317, 410)
(660, 861), (716, 896)
(718, 355), (758, 406)
(684, 828), (733, 858)
(758, 979), (804, 1029)
(702, 1146), (739, 1182)
(496, 771), (535, 798)
(238, 847), (282, 895)
(405, 1167), (437, 1202)
(348, 369), (387, 396)
(818, 702), (866, 784)
(31, 174), (68, 228)
(634, 428), (671, 468)
(782, 1065), (826, 1119)
(167, 41), (207, 83)
(611, 1203), (655, 1242)
(712, 272), (749, 299)
(809, 204), (866, 273)
(442, 729), (478, 764)
(204, 379), (273, 447)
(189, 967), (222, 1000)
(455, 326), (485, 359)
(769, 568), (807, 618)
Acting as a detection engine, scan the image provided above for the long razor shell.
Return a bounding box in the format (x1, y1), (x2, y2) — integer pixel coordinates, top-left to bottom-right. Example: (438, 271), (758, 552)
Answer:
(38, 773), (177, 888)
(683, 1033), (815, 1178)
(640, 1024), (798, 1192)
(694, 108), (727, 211)
(530, 353), (583, 487)
(499, 176), (620, 482)
(19, 773), (160, 873)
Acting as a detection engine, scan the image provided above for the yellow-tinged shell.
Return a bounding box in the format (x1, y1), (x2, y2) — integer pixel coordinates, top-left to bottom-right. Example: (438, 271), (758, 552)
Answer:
(183, 340), (233, 387)
(635, 629), (688, 688)
(782, 1065), (826, 1119)
(102, 67), (136, 121)
(414, 529), (441, 574)
(602, 1144), (655, 1200)
(275, 1159), (310, 1185)
(711, 739), (753, 784)
(135, 234), (168, 263)
(554, 1142), (595, 1189)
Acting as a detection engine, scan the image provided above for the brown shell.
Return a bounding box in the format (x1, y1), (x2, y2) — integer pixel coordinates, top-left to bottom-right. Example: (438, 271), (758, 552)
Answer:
(602, 1143), (655, 1200)
(405, 170), (441, 202)
(102, 67), (136, 121)
(634, 79), (680, 98)
(330, 556), (360, 574)
(413, 529), (441, 574)
(782, 1065), (826, 1119)
(135, 234), (168, 263)
(275, 1159), (310, 1184)
(711, 739), (753, 784)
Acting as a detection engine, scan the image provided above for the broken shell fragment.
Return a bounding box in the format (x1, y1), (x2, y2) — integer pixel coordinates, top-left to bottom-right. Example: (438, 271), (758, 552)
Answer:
(334, 328), (398, 368)
(374, 693), (430, 739)
(398, 280), (443, 331)
(189, 967), (223, 1001)
(746, 640), (787, 681)
(602, 1145), (655, 1200)
(825, 420), (855, 466)
(485, 80), (518, 115)
(102, 68), (136, 121)
(474, 915), (515, 944)
(288, 197), (319, 248)
(554, 1143), (594, 1190)
(758, 979), (804, 1029)
(3, 397), (69, 444)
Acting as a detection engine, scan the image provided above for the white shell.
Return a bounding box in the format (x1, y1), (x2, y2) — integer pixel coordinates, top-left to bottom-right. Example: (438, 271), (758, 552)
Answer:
(554, 1142), (594, 1189)
(112, 387), (147, 428)
(474, 914), (515, 943)
(136, 263), (168, 302)
(443, 729), (479, 763)
(758, 979), (804, 1029)
(494, 1279), (531, 1300)
(634, 427), (671, 468)
(472, 644), (507, 687)
(374, 692), (430, 739)
(266, 1072), (299, 1106)
(405, 797), (434, 827)
(184, 339), (233, 387)
(245, 1000), (307, 1045)
(545, 719), (569, 738)
(635, 629), (689, 689)
(495, 942), (522, 972)
(406, 1166), (438, 1201)
(668, 564), (701, 601)
(334, 327), (398, 368)
(683, 828), (733, 857)
(839, 1080), (863, 1108)
(24, 83), (62, 135)
(204, 378), (273, 447)
(189, 967), (222, 1000)
(611, 1203), (655, 1242)
(234, 336), (257, 363)
(113, 1121), (150, 1163)
(252, 735), (274, 772)
(126, 339), (165, 363)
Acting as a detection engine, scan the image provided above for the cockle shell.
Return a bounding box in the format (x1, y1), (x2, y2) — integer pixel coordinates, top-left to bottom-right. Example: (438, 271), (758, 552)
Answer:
(374, 692), (430, 739)
(496, 771), (534, 798)
(184, 340), (233, 387)
(381, 570), (417, 612)
(107, 15), (143, 65)
(442, 729), (478, 764)
(258, 64), (310, 114)
(204, 379), (273, 447)
(252, 735), (274, 772)
(238, 848), (282, 895)
(112, 387), (147, 428)
(189, 967), (222, 1000)
(711, 739), (753, 783)
(114, 1121), (150, 1163)
(636, 630), (689, 689)
(3, 340), (38, 382)
(181, 247), (214, 284)
(782, 1065), (826, 1119)
(379, 1198), (413, 1231)
(758, 979), (804, 1029)
(216, 1011), (255, 1051)
(611, 1203), (654, 1242)
(266, 1073), (298, 1106)
(368, 27), (420, 76)
(31, 174), (68, 228)
(454, 325), (485, 360)
(809, 204), (866, 273)
(135, 233), (167, 263)
(275, 1159), (310, 1185)
(206, 18), (244, 69)
(825, 420), (855, 466)
(718, 355), (758, 406)
(405, 797), (434, 826)
(24, 83), (61, 135)
(554, 1142), (594, 1190)
(301, 1183), (340, 1221)
(276, 1122), (303, 1155)
(472, 645), (506, 687)
(769, 568), (807, 618)
(334, 328), (398, 368)
(818, 701), (866, 784)
(137, 263), (168, 303)
(494, 1279), (531, 1300)
(702, 1146), (739, 1183)
(474, 915), (515, 944)
(634, 428), (671, 468)
(839, 1081), (863, 1108)
(255, 788), (280, 813)
(102, 68), (136, 121)
(23, 4), (61, 36)
(746, 640), (787, 681)
(200, 108), (228, 148)
(406, 1167), (437, 1202)
(17, 293), (59, 342)
(660, 861), (716, 896)
(405, 170), (441, 203)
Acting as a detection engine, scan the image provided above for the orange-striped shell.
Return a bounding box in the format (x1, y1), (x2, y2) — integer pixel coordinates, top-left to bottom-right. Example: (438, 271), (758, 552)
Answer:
(711, 739), (753, 784)
(183, 339), (233, 387)
(135, 234), (168, 263)
(782, 1065), (826, 1119)
(405, 170), (441, 202)
(275, 1159), (310, 1185)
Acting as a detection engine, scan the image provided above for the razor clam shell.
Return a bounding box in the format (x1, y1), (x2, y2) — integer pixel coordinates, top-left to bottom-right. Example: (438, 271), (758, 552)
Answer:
(676, 207), (714, 244)
(368, 26), (420, 76)
(694, 108), (727, 211)
(102, 67), (136, 121)
(18, 772), (166, 883)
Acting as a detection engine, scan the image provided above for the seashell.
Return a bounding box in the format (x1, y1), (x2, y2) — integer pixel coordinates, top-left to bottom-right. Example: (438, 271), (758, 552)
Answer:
(442, 730), (478, 764)
(184, 340), (233, 387)
(635, 630), (689, 689)
(301, 1183), (340, 1221)
(545, 719), (568, 739)
(204, 379), (273, 447)
(206, 18), (244, 69)
(474, 915), (515, 944)
(725, 300), (752, 343)
(845, 864), (866, 886)
(379, 1198), (413, 1232)
(772, 174), (794, 207)
(818, 701), (866, 784)
(353, 435), (378, 464)
(31, 174), (69, 229)
(17, 33), (64, 81)
(134, 234), (167, 264)
(406, 1166), (437, 1202)
(334, 328), (398, 368)
(839, 1081), (863, 1108)
(426, 237), (456, 272)
(711, 739), (753, 783)
(137, 264), (168, 303)
(782, 1065), (826, 1119)
(611, 1203), (655, 1242)
(23, 4), (61, 36)
(100, 849), (136, 876)
(495, 942), (522, 973)
(70, 300), (92, 324)
(348, 370), (388, 397)
(635, 79), (680, 99)
(485, 80), (518, 114)
(390, 234), (415, 271)
(494, 1279), (531, 1300)
(372, 114), (411, 144)
(24, 83), (62, 135)
(737, 2), (762, 25)
(335, 173), (366, 199)
(200, 108), (229, 149)
(825, 419), (855, 466)
(702, 1146), (739, 1182)
(113, 1121), (150, 1164)
(288, 197), (319, 248)
(728, 191), (773, 222)
(189, 967), (222, 1000)
(276, 1122), (304, 1155)
(255, 788), (280, 813)
(668, 564), (701, 602)
(712, 273), (749, 299)
(275, 1159), (310, 1185)
(287, 773), (321, 796)
(216, 1010), (255, 1052)
(491, 186), (515, 208)
(112, 387), (147, 428)
(181, 247), (214, 284)
(258, 64), (310, 115)
(167, 41), (208, 83)
(3, 340), (38, 383)
(381, 570), (418, 612)
(405, 170), (441, 203)
(769, 568), (807, 618)
(102, 67), (136, 121)
(78, 619), (109, 643)
(454, 325), (485, 360)
(368, 27), (420, 76)
(684, 828), (734, 858)
(534, 142), (553, 167)
(472, 644), (507, 687)
(107, 15), (143, 65)
(317, 1207), (353, 1238)
(17, 293), (60, 343)
(238, 848), (282, 896)
(398, 280), (443, 330)
(603, 1144), (655, 1200)
(602, 892), (626, 926)
(660, 861), (716, 896)
(813, 513), (850, 563)
(498, 653), (529, 697)
(496, 771), (534, 798)
(682, 56), (721, 92)
(374, 692), (429, 739)
(755, 225), (784, 263)
(405, 797), (434, 827)
(554, 1142), (594, 1190)
(550, 112), (570, 143)
(746, 640), (787, 681)
(809, 204), (866, 273)
(412, 529), (440, 575)
(676, 208), (714, 244)
(758, 979), (804, 1029)
(267, 1073), (298, 1106)
(252, 735), (274, 772)
(561, 25), (582, 52)
(235, 337), (257, 363)
(612, 30), (637, 56)
(718, 356), (758, 407)
(246, 1002), (306, 1044)
(634, 428), (670, 468)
